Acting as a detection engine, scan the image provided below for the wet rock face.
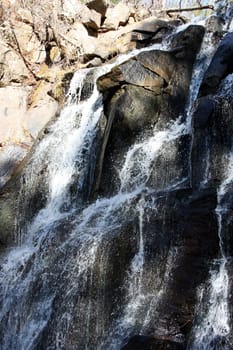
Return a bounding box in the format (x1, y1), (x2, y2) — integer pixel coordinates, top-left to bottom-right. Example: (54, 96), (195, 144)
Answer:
(191, 31), (233, 189)
(199, 32), (233, 97)
(2, 12), (233, 350)
(95, 25), (204, 197)
(121, 335), (185, 350)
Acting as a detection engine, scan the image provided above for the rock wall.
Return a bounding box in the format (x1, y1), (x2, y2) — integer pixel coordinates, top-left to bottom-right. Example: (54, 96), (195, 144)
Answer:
(1, 2), (233, 349)
(0, 0), (188, 192)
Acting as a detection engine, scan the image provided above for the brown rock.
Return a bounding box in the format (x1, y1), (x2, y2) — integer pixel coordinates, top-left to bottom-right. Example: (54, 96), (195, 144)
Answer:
(0, 86), (32, 145)
(0, 6), (3, 21)
(98, 58), (165, 93)
(0, 47), (29, 85)
(25, 81), (58, 139)
(103, 3), (131, 30)
(60, 22), (96, 62)
(61, 1), (101, 31)
(86, 0), (108, 17)
(12, 22), (46, 64)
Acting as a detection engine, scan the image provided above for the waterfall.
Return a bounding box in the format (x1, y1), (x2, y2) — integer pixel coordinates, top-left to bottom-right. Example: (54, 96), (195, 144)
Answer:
(1, 6), (233, 349)
(187, 6), (233, 343)
(188, 156), (233, 350)
(0, 33), (186, 349)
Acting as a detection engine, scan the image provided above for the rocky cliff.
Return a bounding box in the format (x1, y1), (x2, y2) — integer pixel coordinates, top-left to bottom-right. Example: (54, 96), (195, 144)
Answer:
(1, 1), (233, 350)
(0, 0), (214, 190)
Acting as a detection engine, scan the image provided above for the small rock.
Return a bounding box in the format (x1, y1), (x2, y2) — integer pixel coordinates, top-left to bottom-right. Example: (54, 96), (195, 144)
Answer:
(86, 0), (108, 17)
(103, 3), (131, 30)
(49, 46), (62, 64)
(86, 57), (103, 68)
(61, 22), (97, 62)
(62, 1), (101, 31)
(26, 96), (58, 139)
(0, 86), (31, 145)
(15, 8), (33, 25)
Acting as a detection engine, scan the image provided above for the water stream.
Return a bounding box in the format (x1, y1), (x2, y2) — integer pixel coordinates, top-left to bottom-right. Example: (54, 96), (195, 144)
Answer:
(189, 156), (233, 349)
(0, 6), (232, 349)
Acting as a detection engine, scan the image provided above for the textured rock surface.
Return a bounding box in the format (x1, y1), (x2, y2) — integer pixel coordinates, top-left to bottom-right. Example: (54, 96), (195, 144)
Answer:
(199, 32), (233, 96)
(1, 3), (233, 350)
(0, 0), (180, 191)
(103, 3), (131, 30)
(95, 25), (204, 196)
(122, 335), (185, 349)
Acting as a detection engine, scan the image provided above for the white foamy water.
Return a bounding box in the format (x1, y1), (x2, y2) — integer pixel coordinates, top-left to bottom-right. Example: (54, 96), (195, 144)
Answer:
(0, 37), (181, 349)
(189, 155), (233, 350)
(0, 19), (220, 350)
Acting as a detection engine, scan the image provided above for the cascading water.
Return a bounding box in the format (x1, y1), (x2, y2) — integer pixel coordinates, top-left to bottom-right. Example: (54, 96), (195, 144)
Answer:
(188, 157), (233, 350)
(188, 25), (233, 347)
(0, 33), (188, 349)
(1, 6), (232, 350)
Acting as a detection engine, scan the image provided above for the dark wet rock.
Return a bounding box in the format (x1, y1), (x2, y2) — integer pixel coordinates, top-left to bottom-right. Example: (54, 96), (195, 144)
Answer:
(206, 15), (224, 35)
(94, 25), (204, 197)
(131, 19), (173, 46)
(121, 335), (185, 350)
(170, 25), (205, 61)
(29, 186), (219, 350)
(0, 191), (16, 247)
(86, 0), (108, 18)
(92, 84), (162, 195)
(191, 94), (233, 189)
(199, 32), (233, 96)
(192, 96), (215, 129)
(135, 188), (219, 340)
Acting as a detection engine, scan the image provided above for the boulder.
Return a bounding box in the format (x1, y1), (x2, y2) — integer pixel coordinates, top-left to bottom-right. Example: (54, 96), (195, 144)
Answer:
(97, 57), (166, 93)
(122, 335), (185, 350)
(86, 0), (108, 17)
(199, 32), (233, 96)
(103, 3), (131, 30)
(60, 22), (97, 62)
(94, 25), (204, 197)
(0, 44), (28, 85)
(61, 1), (101, 31)
(98, 25), (205, 95)
(25, 92), (58, 140)
(92, 84), (162, 195)
(170, 25), (205, 61)
(97, 17), (179, 60)
(11, 21), (46, 64)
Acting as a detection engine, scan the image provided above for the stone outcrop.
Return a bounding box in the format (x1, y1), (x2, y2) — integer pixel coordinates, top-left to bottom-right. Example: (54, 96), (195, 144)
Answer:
(94, 25), (204, 196)
(0, 0), (183, 192)
(103, 3), (131, 30)
(1, 3), (233, 349)
(199, 31), (233, 97)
